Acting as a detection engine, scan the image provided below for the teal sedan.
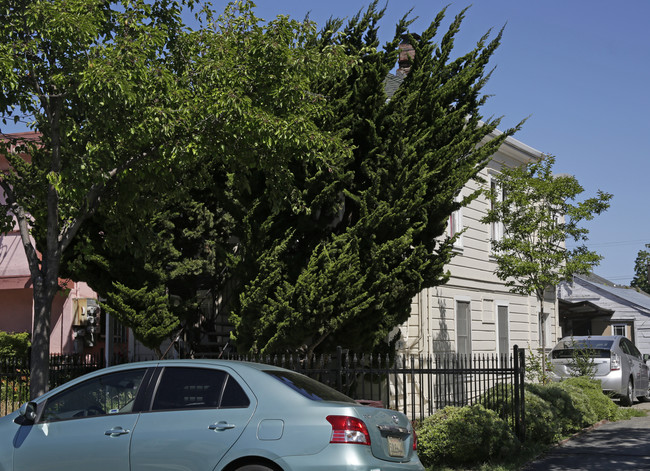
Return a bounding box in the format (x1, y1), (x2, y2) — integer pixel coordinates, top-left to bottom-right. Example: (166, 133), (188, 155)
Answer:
(0, 359), (424, 471)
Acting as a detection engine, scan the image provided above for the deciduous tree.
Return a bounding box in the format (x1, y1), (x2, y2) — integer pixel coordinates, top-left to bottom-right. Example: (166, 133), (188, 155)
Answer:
(482, 155), (612, 365)
(0, 0), (191, 397)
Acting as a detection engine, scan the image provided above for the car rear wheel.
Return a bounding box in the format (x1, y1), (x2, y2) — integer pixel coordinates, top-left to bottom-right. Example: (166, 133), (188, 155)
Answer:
(620, 378), (634, 407)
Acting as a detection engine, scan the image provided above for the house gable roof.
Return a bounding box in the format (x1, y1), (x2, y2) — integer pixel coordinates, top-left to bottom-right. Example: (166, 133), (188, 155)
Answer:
(572, 274), (650, 314)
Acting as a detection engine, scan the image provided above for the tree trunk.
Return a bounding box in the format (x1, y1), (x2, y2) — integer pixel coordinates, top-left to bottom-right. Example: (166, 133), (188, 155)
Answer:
(538, 290), (547, 378)
(28, 246), (61, 398)
(30, 284), (55, 399)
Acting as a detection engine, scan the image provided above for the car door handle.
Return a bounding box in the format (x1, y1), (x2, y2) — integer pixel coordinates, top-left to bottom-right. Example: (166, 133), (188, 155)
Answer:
(105, 426), (131, 437)
(209, 421), (236, 431)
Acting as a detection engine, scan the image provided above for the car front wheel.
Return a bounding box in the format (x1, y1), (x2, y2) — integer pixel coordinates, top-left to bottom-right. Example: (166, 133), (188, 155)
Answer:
(620, 378), (634, 407)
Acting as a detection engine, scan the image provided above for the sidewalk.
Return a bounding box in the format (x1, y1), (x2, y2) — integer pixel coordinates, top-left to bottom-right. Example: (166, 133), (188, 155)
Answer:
(522, 401), (650, 471)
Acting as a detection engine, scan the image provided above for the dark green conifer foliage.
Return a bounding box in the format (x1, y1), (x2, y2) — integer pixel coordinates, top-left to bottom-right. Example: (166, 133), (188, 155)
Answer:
(230, 3), (517, 355)
(631, 245), (650, 294)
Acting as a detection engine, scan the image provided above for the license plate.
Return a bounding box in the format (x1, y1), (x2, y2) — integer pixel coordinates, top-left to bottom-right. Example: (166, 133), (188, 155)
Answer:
(387, 436), (405, 457)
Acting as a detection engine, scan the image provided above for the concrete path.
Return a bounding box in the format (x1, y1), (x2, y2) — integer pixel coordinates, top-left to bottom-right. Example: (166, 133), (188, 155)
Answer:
(522, 401), (650, 471)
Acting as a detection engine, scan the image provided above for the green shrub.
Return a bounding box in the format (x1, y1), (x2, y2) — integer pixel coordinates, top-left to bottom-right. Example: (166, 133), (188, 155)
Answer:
(523, 388), (566, 444)
(527, 376), (628, 437)
(558, 377), (615, 422)
(480, 384), (561, 444)
(416, 404), (518, 467)
(526, 381), (585, 434)
(0, 332), (30, 358)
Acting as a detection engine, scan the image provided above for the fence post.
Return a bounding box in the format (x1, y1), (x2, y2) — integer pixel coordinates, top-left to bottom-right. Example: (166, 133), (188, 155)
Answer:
(513, 345), (526, 441)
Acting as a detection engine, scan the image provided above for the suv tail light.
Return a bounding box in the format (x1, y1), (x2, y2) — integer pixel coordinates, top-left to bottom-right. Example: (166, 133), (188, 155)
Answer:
(326, 416), (371, 445)
(412, 429), (417, 450)
(611, 352), (621, 371)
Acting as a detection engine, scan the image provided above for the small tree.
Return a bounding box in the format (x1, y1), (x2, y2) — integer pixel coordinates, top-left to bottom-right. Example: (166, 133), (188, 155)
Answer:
(482, 155), (612, 370)
(567, 339), (596, 378)
(631, 244), (650, 294)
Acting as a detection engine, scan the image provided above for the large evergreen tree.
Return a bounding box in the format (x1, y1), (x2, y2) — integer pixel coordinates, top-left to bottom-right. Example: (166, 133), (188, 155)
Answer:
(229, 4), (517, 355)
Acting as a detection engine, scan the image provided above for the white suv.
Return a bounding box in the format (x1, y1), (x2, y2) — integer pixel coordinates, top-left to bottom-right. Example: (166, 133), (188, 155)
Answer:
(548, 335), (650, 406)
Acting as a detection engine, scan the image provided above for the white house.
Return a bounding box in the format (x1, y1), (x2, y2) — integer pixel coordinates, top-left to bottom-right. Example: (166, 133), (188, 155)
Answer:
(399, 133), (560, 358)
(558, 274), (650, 354)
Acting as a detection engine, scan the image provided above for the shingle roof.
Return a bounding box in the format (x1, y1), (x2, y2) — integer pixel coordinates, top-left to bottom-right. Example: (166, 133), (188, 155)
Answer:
(383, 72), (404, 99)
(574, 274), (650, 312)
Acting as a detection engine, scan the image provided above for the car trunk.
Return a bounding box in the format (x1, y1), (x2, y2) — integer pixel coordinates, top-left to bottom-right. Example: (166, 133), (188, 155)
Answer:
(355, 407), (414, 462)
(551, 348), (612, 377)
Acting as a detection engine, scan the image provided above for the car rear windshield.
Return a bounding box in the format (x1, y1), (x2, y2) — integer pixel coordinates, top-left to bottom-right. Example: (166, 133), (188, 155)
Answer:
(263, 370), (357, 403)
(551, 349), (611, 359)
(551, 339), (614, 359)
(555, 339), (614, 350)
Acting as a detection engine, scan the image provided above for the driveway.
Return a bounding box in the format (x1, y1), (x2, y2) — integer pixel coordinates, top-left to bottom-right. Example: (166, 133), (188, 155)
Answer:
(522, 401), (650, 471)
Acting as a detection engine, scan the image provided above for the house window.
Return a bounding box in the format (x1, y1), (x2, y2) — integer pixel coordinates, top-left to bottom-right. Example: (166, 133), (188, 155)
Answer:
(490, 176), (504, 245)
(612, 324), (627, 337)
(456, 300), (472, 356)
(449, 195), (463, 249)
(112, 316), (127, 344)
(497, 304), (509, 361)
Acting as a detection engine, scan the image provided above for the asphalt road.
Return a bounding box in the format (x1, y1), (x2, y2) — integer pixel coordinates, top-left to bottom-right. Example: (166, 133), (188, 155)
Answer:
(522, 401), (650, 471)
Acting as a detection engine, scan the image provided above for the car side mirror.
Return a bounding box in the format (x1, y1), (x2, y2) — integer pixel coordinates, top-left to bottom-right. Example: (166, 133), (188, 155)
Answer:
(18, 402), (38, 423)
(644, 354), (650, 362)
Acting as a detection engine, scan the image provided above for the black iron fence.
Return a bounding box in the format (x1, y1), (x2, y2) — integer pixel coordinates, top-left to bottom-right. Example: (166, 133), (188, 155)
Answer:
(223, 345), (526, 439)
(1, 346), (525, 439)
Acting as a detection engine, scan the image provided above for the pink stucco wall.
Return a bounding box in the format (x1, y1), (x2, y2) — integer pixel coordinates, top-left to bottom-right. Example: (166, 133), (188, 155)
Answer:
(1, 134), (99, 354)
(0, 233), (98, 354)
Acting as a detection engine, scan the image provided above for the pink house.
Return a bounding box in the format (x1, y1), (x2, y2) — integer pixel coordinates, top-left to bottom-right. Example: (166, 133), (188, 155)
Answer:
(0, 132), (100, 354)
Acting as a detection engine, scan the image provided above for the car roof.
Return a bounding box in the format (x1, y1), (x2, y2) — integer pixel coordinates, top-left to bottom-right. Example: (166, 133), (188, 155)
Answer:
(103, 358), (294, 374)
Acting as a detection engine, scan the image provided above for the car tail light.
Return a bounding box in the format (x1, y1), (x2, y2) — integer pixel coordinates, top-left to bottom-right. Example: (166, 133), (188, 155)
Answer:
(412, 429), (417, 451)
(326, 416), (371, 445)
(611, 353), (621, 371)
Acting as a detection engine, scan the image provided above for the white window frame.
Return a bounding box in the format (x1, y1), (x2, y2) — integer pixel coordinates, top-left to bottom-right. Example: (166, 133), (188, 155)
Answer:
(455, 297), (472, 356)
(489, 173), (505, 250)
(449, 194), (463, 250)
(495, 301), (510, 361)
(612, 324), (627, 337)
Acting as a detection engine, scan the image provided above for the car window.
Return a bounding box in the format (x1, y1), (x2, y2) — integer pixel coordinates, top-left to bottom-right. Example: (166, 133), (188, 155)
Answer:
(554, 339), (613, 350)
(220, 376), (250, 408)
(151, 367), (249, 410)
(264, 370), (357, 403)
(621, 338), (641, 359)
(41, 369), (147, 423)
(619, 339), (632, 356)
(551, 348), (611, 359)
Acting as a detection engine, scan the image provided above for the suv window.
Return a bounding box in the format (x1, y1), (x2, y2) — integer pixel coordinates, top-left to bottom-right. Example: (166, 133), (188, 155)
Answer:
(152, 367), (249, 410)
(41, 369), (146, 422)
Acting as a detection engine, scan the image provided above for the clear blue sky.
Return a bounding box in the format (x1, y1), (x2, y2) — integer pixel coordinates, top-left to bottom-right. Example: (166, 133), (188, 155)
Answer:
(5, 1), (649, 285)
(246, 0), (650, 285)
